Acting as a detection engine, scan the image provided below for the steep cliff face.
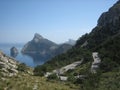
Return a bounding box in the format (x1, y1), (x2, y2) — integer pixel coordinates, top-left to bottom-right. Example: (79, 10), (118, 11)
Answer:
(98, 1), (120, 27)
(76, 1), (120, 50)
(22, 33), (58, 54)
(22, 33), (72, 62)
(98, 1), (120, 30)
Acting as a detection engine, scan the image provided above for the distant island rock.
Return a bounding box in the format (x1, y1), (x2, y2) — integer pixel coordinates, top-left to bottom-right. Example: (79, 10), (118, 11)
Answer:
(22, 33), (58, 55)
(65, 39), (76, 46)
(10, 47), (18, 57)
(21, 33), (72, 61)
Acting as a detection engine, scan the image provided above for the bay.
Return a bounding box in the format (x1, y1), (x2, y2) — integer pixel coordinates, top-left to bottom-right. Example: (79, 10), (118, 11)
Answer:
(0, 43), (46, 67)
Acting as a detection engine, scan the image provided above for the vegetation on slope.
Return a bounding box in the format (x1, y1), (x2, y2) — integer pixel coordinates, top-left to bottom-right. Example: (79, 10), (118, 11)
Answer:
(33, 1), (120, 90)
(0, 73), (76, 90)
(98, 33), (120, 72)
(34, 47), (92, 75)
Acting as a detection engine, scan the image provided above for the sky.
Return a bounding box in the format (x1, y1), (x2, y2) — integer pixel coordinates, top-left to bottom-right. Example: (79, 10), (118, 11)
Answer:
(0, 0), (118, 44)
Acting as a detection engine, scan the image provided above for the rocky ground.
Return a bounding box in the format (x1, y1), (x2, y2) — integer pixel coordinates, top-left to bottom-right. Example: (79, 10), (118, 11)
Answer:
(0, 51), (77, 90)
(0, 51), (19, 77)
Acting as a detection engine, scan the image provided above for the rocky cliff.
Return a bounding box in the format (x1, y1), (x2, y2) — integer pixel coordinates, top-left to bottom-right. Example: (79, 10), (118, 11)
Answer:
(76, 0), (120, 49)
(65, 39), (76, 46)
(36, 0), (120, 77)
(22, 33), (58, 54)
(22, 33), (72, 61)
(0, 51), (19, 77)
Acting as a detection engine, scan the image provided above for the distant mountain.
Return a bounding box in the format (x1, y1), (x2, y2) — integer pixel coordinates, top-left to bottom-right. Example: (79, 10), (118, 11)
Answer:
(54, 43), (72, 55)
(35, 1), (120, 90)
(22, 33), (58, 55)
(10, 47), (18, 58)
(41, 0), (120, 71)
(64, 39), (76, 46)
(21, 33), (72, 61)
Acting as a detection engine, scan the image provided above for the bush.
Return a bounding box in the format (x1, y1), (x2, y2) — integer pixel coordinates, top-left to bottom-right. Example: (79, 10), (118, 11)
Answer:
(47, 73), (58, 80)
(100, 58), (118, 72)
(17, 63), (27, 72)
(82, 73), (101, 90)
(34, 65), (47, 76)
(67, 74), (76, 83)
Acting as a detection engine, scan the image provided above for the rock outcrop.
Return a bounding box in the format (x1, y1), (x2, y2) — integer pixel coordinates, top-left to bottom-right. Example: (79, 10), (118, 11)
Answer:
(21, 33), (72, 62)
(76, 1), (120, 49)
(98, 0), (120, 27)
(21, 33), (58, 55)
(0, 51), (19, 77)
(91, 52), (101, 73)
(65, 39), (76, 46)
(10, 47), (18, 57)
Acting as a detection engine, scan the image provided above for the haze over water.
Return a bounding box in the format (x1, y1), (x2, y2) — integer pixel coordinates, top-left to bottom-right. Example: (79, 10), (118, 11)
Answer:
(0, 43), (45, 67)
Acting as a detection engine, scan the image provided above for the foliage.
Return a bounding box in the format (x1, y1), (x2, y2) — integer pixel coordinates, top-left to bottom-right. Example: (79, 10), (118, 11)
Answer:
(0, 73), (74, 90)
(81, 72), (101, 90)
(34, 47), (92, 74)
(47, 73), (58, 81)
(17, 63), (27, 72)
(33, 65), (47, 76)
(76, 33), (89, 47)
(32, 2), (120, 90)
(98, 34), (120, 72)
(67, 74), (76, 83)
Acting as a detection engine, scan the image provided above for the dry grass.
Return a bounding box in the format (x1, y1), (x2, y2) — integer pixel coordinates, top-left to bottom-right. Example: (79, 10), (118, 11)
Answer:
(0, 73), (78, 90)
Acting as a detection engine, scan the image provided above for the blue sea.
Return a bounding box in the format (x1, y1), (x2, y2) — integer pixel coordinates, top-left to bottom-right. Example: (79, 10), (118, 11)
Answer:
(0, 43), (46, 67)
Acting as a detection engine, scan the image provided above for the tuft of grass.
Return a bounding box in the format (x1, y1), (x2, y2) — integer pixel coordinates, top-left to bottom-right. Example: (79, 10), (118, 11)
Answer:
(0, 73), (77, 90)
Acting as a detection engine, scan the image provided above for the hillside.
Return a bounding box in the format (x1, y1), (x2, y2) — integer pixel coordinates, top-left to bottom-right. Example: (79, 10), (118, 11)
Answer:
(76, 0), (120, 50)
(34, 1), (120, 90)
(1, 1), (120, 90)
(36, 0), (120, 72)
(0, 51), (77, 90)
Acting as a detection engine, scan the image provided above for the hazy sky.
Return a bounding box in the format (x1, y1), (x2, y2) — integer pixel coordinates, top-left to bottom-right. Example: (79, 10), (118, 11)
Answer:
(0, 0), (118, 44)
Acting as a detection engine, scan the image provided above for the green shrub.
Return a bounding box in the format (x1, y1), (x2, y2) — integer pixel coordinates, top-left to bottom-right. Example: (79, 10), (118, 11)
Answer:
(33, 65), (47, 76)
(67, 74), (76, 83)
(47, 73), (58, 80)
(17, 63), (27, 72)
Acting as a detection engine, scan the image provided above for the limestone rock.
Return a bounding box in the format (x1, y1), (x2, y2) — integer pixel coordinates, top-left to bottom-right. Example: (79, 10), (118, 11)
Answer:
(0, 51), (19, 77)
(91, 52), (101, 73)
(10, 47), (18, 57)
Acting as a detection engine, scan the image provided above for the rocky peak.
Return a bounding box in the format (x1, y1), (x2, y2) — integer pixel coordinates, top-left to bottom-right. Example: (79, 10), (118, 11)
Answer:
(116, 0), (120, 5)
(76, 0), (120, 49)
(65, 39), (76, 46)
(98, 0), (120, 27)
(33, 33), (44, 43)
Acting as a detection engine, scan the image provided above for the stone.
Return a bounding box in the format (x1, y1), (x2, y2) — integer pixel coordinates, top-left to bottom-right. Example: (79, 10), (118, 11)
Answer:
(10, 47), (18, 58)
(91, 52), (101, 73)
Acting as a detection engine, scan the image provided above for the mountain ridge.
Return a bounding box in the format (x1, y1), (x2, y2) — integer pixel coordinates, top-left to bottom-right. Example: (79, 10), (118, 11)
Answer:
(33, 2), (120, 90)
(21, 33), (72, 63)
